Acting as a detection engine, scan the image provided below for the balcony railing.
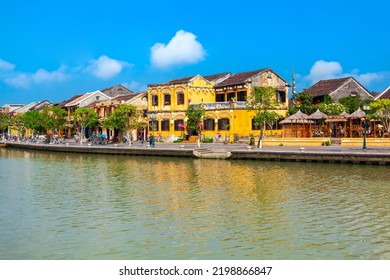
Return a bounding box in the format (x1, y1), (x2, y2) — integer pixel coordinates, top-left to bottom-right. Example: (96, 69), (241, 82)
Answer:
(191, 101), (247, 110)
(190, 101), (288, 110)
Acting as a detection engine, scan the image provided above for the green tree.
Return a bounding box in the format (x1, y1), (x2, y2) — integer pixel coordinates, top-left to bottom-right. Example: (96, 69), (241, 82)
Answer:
(185, 104), (205, 147)
(73, 107), (99, 143)
(319, 103), (346, 115)
(102, 104), (143, 143)
(370, 99), (390, 134)
(41, 106), (67, 140)
(0, 113), (11, 136)
(246, 86), (281, 148)
(10, 114), (26, 139)
(22, 110), (44, 137)
(289, 90), (316, 115)
(323, 95), (333, 104)
(338, 95), (360, 113)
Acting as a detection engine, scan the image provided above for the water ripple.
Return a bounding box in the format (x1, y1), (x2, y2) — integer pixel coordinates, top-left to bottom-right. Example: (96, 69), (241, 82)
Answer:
(0, 150), (389, 259)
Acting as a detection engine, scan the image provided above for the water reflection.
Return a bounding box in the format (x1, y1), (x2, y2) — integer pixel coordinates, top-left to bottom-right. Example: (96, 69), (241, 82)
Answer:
(0, 148), (389, 259)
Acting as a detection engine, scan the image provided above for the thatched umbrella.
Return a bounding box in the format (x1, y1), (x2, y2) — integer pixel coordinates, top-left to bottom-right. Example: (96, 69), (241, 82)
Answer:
(308, 109), (328, 137)
(308, 109), (328, 120)
(340, 111), (350, 118)
(349, 108), (366, 119)
(348, 108), (366, 137)
(280, 110), (311, 137)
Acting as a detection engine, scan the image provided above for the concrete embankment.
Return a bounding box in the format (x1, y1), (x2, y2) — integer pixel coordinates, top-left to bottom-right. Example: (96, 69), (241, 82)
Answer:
(229, 149), (390, 164)
(4, 142), (194, 157)
(3, 141), (390, 164)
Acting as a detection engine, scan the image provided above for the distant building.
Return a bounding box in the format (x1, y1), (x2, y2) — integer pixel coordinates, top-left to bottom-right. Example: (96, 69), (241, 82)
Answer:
(0, 104), (25, 114)
(11, 102), (37, 115)
(28, 100), (53, 111)
(374, 86), (390, 100)
(89, 91), (148, 141)
(100, 84), (133, 98)
(306, 77), (373, 103)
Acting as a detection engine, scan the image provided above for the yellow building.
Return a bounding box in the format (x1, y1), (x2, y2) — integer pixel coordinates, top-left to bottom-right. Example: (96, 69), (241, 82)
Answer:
(92, 91), (148, 142)
(147, 68), (289, 143)
(212, 68), (289, 142)
(147, 73), (231, 140)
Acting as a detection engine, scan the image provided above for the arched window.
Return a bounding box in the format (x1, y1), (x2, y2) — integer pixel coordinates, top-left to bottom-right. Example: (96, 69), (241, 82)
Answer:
(164, 94), (171, 105)
(161, 119), (170, 131)
(174, 119), (184, 131)
(203, 119), (215, 131)
(177, 92), (184, 105)
(218, 118), (230, 131)
(152, 95), (158, 106)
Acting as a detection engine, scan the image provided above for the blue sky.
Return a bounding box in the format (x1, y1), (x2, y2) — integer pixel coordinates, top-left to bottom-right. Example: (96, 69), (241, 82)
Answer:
(0, 0), (389, 105)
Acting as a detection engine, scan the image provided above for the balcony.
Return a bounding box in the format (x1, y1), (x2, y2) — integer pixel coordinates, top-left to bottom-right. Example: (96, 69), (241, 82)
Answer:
(191, 101), (247, 110)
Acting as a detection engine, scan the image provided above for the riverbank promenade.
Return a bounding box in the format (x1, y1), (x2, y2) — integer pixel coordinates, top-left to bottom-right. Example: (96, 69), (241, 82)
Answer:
(3, 139), (390, 165)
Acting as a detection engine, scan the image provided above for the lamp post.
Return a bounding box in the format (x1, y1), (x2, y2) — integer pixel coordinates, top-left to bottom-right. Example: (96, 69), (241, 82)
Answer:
(362, 104), (370, 151)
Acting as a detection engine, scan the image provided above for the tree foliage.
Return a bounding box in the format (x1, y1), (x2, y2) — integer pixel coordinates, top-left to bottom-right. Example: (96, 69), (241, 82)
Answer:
(74, 107), (99, 133)
(318, 103), (346, 115)
(10, 114), (26, 137)
(338, 95), (360, 113)
(22, 110), (44, 134)
(185, 104), (205, 146)
(186, 104), (205, 132)
(252, 111), (282, 130)
(370, 99), (390, 133)
(41, 106), (67, 135)
(246, 86), (282, 147)
(289, 91), (316, 115)
(103, 104), (143, 142)
(0, 113), (10, 134)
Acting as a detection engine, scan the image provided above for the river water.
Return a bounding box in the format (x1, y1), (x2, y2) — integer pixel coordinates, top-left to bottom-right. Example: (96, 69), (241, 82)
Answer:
(0, 148), (389, 260)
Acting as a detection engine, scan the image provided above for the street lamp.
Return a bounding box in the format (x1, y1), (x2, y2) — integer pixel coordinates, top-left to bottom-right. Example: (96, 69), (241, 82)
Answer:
(362, 104), (370, 151)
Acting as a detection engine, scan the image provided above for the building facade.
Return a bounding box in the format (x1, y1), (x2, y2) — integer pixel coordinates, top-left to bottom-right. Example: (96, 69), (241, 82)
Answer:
(307, 77), (374, 103)
(147, 68), (289, 142)
(92, 91), (148, 142)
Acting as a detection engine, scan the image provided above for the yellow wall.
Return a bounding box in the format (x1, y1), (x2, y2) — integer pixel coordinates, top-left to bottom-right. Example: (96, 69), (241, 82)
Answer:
(147, 72), (289, 142)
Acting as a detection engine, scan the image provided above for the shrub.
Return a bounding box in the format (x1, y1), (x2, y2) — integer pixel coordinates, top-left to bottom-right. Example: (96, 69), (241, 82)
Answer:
(202, 137), (213, 143)
(173, 138), (184, 143)
(249, 134), (255, 146)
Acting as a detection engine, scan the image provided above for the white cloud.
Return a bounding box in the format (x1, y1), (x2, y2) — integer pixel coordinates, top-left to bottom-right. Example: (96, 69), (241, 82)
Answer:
(122, 81), (147, 92)
(305, 60), (343, 84)
(5, 74), (30, 89)
(357, 72), (385, 85)
(303, 60), (389, 91)
(4, 66), (69, 89)
(87, 55), (130, 80)
(0, 58), (16, 71)
(150, 30), (206, 68)
(33, 66), (68, 83)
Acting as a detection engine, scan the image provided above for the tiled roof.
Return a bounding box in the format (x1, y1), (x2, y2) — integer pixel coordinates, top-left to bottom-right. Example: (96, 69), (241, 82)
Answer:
(149, 75), (196, 86)
(65, 93), (93, 107)
(149, 72), (231, 87)
(204, 72), (230, 83)
(101, 84), (133, 98)
(112, 93), (139, 102)
(306, 77), (350, 97)
(56, 94), (83, 107)
(29, 100), (52, 111)
(375, 86), (390, 100)
(168, 75), (198, 85)
(214, 68), (269, 88)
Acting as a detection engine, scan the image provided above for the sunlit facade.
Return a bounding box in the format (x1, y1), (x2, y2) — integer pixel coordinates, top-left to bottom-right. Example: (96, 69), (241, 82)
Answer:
(147, 68), (290, 142)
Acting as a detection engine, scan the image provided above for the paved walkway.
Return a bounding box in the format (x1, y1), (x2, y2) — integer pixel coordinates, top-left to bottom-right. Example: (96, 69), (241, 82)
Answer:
(4, 140), (390, 165)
